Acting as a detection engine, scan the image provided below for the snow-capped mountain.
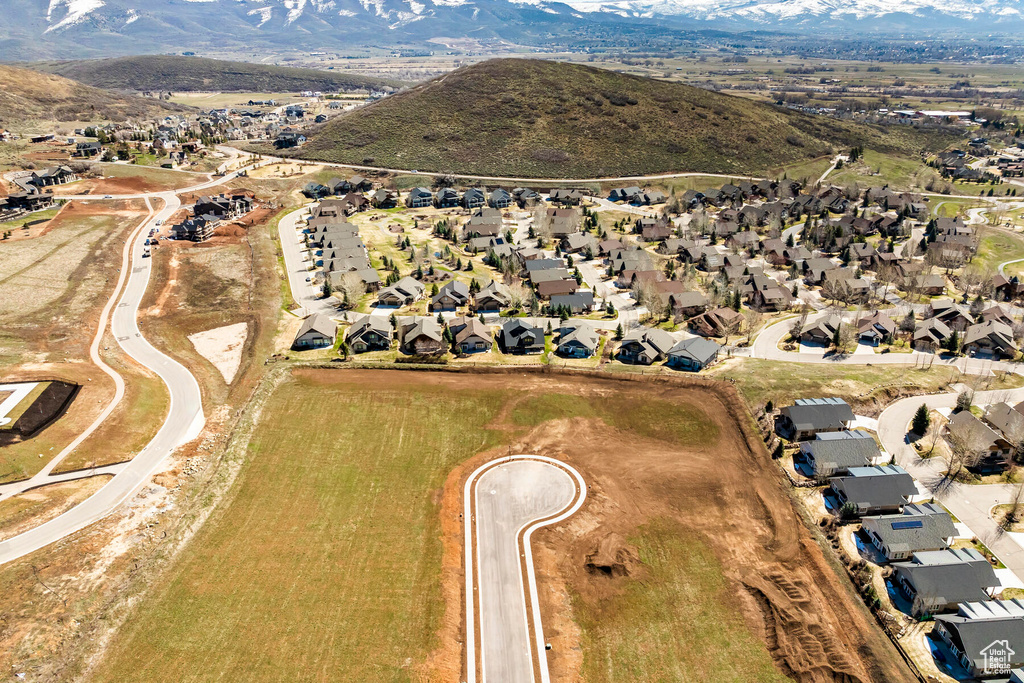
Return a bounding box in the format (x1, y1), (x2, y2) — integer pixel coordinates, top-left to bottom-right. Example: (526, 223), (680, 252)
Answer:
(0, 0), (1021, 59)
(0, 0), (617, 59)
(558, 0), (1024, 29)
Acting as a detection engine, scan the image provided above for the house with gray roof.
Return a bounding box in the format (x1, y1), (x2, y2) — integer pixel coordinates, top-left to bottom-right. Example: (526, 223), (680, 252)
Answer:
(500, 319), (545, 354)
(473, 281), (511, 312)
(985, 402), (1024, 446)
(293, 314), (337, 350)
(377, 276), (425, 308)
(861, 503), (957, 561)
(617, 328), (676, 365)
(666, 337), (720, 372)
(406, 187), (433, 208)
(829, 465), (916, 516)
(893, 548), (999, 616)
(779, 398), (854, 440)
(433, 187), (460, 208)
(549, 291), (595, 315)
(345, 317), (392, 353)
(964, 320), (1018, 360)
(488, 189), (512, 209)
(555, 322), (599, 358)
(431, 280), (470, 312)
(935, 600), (1024, 678)
(799, 430), (879, 478)
(461, 188), (486, 209)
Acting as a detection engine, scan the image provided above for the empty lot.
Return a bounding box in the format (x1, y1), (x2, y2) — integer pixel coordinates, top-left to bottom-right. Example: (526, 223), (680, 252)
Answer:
(88, 369), (913, 682)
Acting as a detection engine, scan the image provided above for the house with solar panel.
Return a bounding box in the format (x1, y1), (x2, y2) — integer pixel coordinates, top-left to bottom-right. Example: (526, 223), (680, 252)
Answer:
(861, 503), (957, 561)
(799, 430), (879, 478)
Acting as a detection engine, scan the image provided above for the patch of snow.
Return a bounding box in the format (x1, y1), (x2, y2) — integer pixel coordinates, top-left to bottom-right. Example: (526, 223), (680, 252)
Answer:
(45, 0), (106, 33)
(248, 5), (274, 25)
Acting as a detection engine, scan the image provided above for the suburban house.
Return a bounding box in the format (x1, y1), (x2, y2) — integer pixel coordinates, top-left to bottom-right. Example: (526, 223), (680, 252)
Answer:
(779, 398), (854, 440)
(345, 317), (392, 353)
(555, 322), (599, 358)
(561, 232), (598, 256)
(293, 314), (337, 350)
(799, 314), (842, 346)
(175, 214), (219, 242)
(398, 317), (445, 355)
(194, 193), (254, 219)
(861, 503), (957, 561)
(430, 281), (470, 311)
(377, 277), (425, 308)
(934, 600), (1024, 678)
(945, 411), (1013, 474)
(434, 187), (460, 208)
(406, 187), (434, 208)
(963, 320), (1018, 359)
(984, 402), (1024, 446)
(893, 549), (999, 617)
(617, 328), (676, 365)
(450, 317), (492, 354)
(489, 189), (512, 209)
(464, 207), (502, 238)
(689, 307), (744, 338)
(462, 188), (486, 209)
(549, 188), (583, 206)
(799, 430), (880, 478)
(857, 311), (897, 346)
(474, 281), (512, 312)
(666, 337), (720, 372)
(829, 465), (916, 516)
(500, 319), (545, 354)
(609, 186), (641, 203)
(914, 317), (952, 352)
(371, 189), (398, 209)
(549, 291), (595, 315)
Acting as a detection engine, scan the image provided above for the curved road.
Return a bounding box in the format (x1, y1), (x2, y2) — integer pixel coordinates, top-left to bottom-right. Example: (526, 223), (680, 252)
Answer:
(877, 388), (1024, 584)
(464, 456), (586, 683)
(0, 153), (267, 564)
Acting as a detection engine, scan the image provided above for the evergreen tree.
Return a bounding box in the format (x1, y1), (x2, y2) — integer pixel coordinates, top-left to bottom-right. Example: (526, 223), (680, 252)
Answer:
(911, 404), (931, 435)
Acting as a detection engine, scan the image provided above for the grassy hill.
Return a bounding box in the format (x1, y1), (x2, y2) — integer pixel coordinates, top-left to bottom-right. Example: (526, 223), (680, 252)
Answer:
(29, 56), (402, 94)
(0, 64), (188, 129)
(287, 58), (951, 178)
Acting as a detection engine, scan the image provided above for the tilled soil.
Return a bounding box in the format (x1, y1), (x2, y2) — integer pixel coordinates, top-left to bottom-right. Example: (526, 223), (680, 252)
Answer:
(417, 369), (916, 683)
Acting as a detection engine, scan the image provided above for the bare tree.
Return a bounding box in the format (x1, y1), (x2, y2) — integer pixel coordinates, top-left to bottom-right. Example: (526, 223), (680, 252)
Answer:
(1004, 482), (1024, 529)
(334, 271), (366, 309)
(743, 309), (763, 345)
(506, 282), (533, 312)
(945, 430), (984, 482)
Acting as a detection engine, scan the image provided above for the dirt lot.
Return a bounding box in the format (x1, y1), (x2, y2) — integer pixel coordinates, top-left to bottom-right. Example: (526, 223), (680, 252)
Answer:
(84, 369), (913, 683)
(49, 165), (209, 196)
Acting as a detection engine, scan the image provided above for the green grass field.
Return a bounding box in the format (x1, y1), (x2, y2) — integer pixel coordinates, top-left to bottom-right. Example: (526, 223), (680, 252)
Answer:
(89, 369), (790, 683)
(575, 519), (788, 683)
(974, 230), (1024, 273)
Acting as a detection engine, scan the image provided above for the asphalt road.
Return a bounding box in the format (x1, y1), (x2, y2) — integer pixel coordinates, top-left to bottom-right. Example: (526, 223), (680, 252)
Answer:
(877, 388), (1024, 584)
(0, 153), (271, 562)
(465, 457), (586, 683)
(749, 312), (1021, 377)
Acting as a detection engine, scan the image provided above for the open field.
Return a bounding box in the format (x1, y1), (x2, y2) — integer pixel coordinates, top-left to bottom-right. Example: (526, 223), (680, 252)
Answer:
(89, 369), (912, 683)
(51, 164), (209, 196)
(974, 229), (1024, 274)
(0, 199), (170, 483)
(709, 357), (1024, 414)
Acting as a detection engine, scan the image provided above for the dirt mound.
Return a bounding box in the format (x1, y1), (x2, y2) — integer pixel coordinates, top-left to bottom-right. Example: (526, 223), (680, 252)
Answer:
(214, 224), (247, 238)
(584, 533), (639, 579)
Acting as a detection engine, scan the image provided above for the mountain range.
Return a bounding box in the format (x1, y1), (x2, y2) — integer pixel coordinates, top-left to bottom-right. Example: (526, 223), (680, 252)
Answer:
(0, 0), (1022, 59)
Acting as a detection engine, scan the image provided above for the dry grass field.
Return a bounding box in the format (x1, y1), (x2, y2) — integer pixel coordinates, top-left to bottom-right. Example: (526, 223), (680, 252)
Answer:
(87, 369), (913, 683)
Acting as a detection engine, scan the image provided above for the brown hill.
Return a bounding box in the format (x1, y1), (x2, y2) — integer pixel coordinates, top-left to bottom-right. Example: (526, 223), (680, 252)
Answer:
(0, 64), (188, 129)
